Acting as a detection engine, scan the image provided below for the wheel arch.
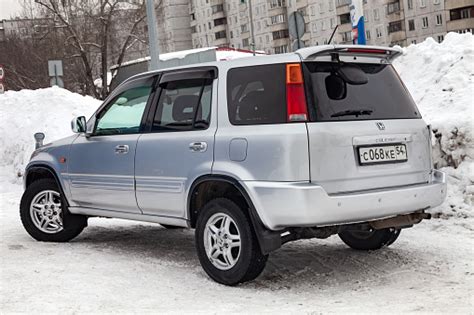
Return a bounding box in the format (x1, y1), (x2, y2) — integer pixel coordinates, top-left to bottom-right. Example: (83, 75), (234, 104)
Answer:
(24, 165), (70, 207)
(187, 174), (281, 254)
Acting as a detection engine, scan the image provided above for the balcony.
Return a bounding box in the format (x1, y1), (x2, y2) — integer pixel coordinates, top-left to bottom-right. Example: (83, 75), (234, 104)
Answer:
(447, 17), (474, 31)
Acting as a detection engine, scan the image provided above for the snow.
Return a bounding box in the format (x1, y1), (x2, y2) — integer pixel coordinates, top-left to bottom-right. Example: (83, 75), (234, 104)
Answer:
(0, 33), (473, 312)
(0, 86), (100, 185)
(393, 32), (474, 218)
(111, 47), (263, 68)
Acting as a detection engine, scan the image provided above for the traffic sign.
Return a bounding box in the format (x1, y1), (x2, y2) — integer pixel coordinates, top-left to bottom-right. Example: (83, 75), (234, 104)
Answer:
(292, 39), (305, 51)
(288, 11), (305, 41)
(50, 77), (64, 88)
(48, 60), (63, 77)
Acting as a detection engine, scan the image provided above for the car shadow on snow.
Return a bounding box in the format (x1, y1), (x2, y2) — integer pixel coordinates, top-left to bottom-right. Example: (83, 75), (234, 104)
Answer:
(75, 222), (421, 290)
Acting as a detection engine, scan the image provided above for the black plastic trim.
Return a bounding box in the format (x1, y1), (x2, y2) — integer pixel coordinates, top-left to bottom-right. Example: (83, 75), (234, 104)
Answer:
(188, 175), (282, 254)
(24, 165), (70, 207)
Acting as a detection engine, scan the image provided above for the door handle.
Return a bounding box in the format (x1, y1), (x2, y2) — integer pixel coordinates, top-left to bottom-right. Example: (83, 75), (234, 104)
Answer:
(189, 142), (207, 152)
(115, 144), (129, 154)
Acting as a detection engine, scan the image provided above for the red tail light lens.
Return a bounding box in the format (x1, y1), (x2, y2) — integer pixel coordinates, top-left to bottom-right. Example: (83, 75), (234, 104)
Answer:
(286, 63), (308, 122)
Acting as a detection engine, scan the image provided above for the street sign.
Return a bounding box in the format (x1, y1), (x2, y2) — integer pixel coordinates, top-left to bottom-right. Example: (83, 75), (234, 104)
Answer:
(0, 65), (4, 81)
(0, 82), (5, 94)
(50, 77), (64, 88)
(288, 11), (305, 41)
(48, 60), (63, 77)
(292, 39), (305, 51)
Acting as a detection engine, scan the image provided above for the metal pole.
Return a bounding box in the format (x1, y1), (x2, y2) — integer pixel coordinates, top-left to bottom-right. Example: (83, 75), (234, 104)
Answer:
(248, 0), (256, 56)
(146, 0), (160, 70)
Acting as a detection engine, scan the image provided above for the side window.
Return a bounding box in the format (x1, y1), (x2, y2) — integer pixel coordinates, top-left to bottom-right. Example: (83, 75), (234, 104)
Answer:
(152, 78), (212, 131)
(227, 64), (286, 125)
(95, 82), (152, 135)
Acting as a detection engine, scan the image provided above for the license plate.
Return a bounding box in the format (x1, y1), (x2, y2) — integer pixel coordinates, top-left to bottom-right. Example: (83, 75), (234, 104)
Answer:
(358, 144), (407, 165)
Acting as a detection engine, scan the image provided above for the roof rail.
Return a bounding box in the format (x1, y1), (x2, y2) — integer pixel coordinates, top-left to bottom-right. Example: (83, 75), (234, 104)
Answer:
(296, 45), (403, 62)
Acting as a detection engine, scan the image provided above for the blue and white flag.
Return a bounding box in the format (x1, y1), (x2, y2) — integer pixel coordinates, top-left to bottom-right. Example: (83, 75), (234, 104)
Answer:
(350, 0), (366, 45)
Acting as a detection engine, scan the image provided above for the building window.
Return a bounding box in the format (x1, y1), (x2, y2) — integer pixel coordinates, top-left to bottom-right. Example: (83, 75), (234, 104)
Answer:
(434, 0), (440, 4)
(274, 45), (288, 54)
(419, 0), (426, 8)
(242, 38), (249, 46)
(437, 35), (444, 43)
(373, 9), (380, 20)
(366, 30), (371, 40)
(214, 18), (227, 26)
(269, 0), (286, 9)
(387, 1), (400, 14)
(407, 0), (413, 9)
(341, 31), (352, 42)
(450, 7), (474, 21)
(408, 19), (415, 31)
(191, 26), (197, 33)
(422, 16), (428, 28)
(436, 14), (442, 25)
(388, 20), (403, 33)
(376, 27), (383, 38)
(215, 30), (226, 40)
(339, 13), (351, 24)
(411, 39), (417, 44)
(271, 14), (286, 24)
(241, 24), (249, 32)
(272, 29), (289, 40)
(212, 4), (224, 14)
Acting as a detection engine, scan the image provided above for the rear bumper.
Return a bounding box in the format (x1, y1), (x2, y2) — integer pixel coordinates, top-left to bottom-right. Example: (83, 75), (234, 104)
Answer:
(242, 170), (447, 231)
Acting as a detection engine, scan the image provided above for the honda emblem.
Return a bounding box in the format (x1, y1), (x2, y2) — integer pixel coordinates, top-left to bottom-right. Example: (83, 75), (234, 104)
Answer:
(376, 122), (385, 130)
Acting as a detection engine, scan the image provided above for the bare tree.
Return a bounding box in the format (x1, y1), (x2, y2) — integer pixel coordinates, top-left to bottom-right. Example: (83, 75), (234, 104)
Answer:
(32, 0), (151, 99)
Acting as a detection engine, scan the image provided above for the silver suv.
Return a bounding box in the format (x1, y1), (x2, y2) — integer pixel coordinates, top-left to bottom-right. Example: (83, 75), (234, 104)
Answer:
(20, 45), (447, 285)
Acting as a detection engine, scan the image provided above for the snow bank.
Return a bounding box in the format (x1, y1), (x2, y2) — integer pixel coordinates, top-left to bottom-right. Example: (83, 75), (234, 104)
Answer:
(394, 32), (474, 217)
(0, 87), (100, 184)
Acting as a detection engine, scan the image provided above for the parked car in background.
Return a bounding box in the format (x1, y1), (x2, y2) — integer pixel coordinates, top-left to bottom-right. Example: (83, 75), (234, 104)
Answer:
(20, 45), (447, 285)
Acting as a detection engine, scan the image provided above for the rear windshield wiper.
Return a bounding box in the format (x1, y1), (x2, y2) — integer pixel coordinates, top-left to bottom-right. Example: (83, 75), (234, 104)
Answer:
(331, 109), (373, 118)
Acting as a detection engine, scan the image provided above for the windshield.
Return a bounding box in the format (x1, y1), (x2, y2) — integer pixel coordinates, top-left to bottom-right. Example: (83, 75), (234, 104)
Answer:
(303, 62), (421, 121)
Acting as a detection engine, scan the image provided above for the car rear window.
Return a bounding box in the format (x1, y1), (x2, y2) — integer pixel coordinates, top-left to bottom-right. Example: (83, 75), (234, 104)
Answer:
(227, 64), (286, 125)
(303, 62), (421, 121)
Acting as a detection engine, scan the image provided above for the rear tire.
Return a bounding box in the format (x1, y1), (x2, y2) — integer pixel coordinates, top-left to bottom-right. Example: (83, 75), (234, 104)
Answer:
(339, 227), (401, 250)
(20, 178), (87, 242)
(195, 198), (268, 285)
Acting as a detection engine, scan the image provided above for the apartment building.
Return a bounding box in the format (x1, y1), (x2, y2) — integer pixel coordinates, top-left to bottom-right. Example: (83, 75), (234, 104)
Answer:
(156, 0), (193, 53)
(190, 0), (290, 54)
(188, 0), (473, 53)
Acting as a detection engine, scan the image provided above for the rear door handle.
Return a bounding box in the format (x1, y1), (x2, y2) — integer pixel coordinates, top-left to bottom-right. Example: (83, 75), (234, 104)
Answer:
(189, 142), (207, 152)
(115, 145), (129, 154)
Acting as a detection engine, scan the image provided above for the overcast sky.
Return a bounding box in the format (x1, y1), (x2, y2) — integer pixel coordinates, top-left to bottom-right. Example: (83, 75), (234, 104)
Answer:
(0, 0), (23, 20)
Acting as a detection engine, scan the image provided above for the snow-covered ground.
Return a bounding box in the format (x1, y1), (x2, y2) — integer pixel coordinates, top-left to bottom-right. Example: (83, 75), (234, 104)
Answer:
(1, 33), (473, 313)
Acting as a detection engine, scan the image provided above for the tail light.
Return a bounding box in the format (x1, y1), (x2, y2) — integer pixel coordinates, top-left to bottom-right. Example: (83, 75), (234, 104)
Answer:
(286, 63), (308, 122)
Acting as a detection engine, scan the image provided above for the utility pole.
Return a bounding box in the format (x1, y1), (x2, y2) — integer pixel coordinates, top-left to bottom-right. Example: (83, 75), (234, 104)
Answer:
(146, 0), (160, 70)
(247, 0), (256, 56)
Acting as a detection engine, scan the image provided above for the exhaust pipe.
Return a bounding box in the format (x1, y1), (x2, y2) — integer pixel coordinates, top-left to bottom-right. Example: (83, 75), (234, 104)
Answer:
(369, 211), (431, 230)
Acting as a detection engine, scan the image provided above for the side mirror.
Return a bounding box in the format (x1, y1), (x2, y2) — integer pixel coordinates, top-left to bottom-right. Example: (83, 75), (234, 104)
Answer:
(71, 116), (87, 134)
(34, 132), (45, 149)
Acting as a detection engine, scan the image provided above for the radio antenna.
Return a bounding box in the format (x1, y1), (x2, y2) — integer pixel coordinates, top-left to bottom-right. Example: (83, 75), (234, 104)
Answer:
(328, 25), (339, 45)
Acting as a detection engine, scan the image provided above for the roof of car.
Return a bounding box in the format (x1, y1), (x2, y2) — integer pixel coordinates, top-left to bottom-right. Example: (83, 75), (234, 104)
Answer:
(125, 44), (403, 85)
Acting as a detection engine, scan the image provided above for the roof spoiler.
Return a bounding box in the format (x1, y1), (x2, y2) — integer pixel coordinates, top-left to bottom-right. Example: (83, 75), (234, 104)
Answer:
(296, 45), (403, 62)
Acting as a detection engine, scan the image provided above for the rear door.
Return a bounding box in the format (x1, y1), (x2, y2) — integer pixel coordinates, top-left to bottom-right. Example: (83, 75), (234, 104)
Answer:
(303, 61), (431, 194)
(134, 68), (217, 218)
